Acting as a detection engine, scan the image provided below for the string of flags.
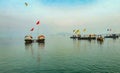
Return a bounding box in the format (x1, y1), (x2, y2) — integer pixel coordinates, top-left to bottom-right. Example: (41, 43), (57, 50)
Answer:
(73, 29), (86, 34)
(24, 2), (40, 32)
(30, 20), (40, 32)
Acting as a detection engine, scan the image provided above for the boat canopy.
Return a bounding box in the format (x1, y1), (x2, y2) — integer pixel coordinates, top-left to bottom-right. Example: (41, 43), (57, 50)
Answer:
(38, 35), (45, 39)
(25, 35), (33, 40)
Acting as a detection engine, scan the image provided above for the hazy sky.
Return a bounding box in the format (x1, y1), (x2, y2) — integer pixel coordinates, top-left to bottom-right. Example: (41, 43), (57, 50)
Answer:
(0, 0), (120, 37)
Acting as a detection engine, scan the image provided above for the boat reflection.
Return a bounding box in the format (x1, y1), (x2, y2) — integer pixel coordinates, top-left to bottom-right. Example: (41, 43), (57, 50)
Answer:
(38, 42), (45, 49)
(87, 40), (96, 44)
(73, 39), (80, 48)
(97, 40), (104, 45)
(25, 42), (45, 63)
(25, 43), (34, 56)
(37, 42), (45, 63)
(25, 43), (32, 48)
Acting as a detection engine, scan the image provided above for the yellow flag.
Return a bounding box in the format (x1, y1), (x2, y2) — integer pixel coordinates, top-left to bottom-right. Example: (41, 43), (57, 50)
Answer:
(73, 30), (75, 33)
(75, 30), (80, 34)
(83, 29), (86, 32)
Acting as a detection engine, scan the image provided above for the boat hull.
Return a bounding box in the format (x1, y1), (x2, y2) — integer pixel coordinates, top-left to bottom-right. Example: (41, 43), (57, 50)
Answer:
(70, 36), (78, 39)
(78, 37), (96, 40)
(36, 39), (45, 43)
(104, 36), (119, 38)
(97, 38), (104, 41)
(105, 34), (119, 39)
(25, 39), (34, 43)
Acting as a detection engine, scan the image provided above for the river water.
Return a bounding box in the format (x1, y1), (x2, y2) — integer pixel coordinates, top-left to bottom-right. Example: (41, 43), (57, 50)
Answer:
(0, 36), (120, 73)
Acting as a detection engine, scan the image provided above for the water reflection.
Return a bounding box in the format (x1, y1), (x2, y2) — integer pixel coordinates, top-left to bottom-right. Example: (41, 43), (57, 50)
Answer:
(38, 42), (45, 49)
(25, 43), (34, 56)
(72, 39), (97, 48)
(25, 43), (33, 49)
(25, 42), (45, 63)
(88, 40), (96, 44)
(37, 42), (45, 63)
(97, 41), (104, 45)
(73, 39), (80, 48)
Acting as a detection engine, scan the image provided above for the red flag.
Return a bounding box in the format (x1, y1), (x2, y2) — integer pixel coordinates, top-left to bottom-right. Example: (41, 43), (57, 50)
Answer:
(30, 28), (34, 31)
(36, 21), (40, 25)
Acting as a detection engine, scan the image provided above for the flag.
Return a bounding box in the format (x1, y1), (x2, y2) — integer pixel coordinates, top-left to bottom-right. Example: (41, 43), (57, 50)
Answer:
(107, 29), (112, 31)
(30, 28), (34, 31)
(75, 30), (80, 34)
(36, 21), (40, 25)
(73, 30), (75, 33)
(25, 2), (28, 6)
(83, 28), (86, 32)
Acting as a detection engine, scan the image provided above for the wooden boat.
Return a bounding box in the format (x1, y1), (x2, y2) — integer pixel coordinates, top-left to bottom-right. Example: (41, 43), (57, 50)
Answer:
(78, 34), (96, 40)
(24, 35), (34, 43)
(104, 34), (119, 38)
(97, 36), (104, 41)
(78, 37), (96, 40)
(36, 35), (45, 43)
(70, 35), (77, 39)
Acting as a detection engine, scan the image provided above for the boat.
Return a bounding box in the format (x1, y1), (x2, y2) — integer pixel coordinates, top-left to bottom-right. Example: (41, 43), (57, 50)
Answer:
(24, 35), (34, 43)
(97, 36), (104, 41)
(70, 30), (80, 39)
(78, 37), (96, 40)
(104, 34), (119, 39)
(78, 34), (96, 40)
(70, 35), (78, 39)
(36, 35), (45, 43)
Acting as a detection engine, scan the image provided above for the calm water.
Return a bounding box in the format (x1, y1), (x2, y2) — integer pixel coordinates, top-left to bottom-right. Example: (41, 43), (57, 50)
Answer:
(0, 36), (120, 73)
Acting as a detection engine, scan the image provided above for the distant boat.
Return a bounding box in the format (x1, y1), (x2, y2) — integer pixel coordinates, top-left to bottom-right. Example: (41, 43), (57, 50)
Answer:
(70, 35), (77, 39)
(24, 35), (34, 43)
(36, 35), (45, 43)
(78, 37), (96, 40)
(78, 34), (96, 40)
(97, 35), (104, 41)
(104, 34), (119, 39)
(70, 29), (80, 39)
(70, 34), (96, 40)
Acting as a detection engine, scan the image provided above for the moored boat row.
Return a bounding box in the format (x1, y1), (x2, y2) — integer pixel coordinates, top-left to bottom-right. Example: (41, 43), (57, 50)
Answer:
(104, 34), (119, 39)
(70, 33), (119, 42)
(97, 35), (104, 41)
(70, 34), (97, 40)
(25, 35), (45, 43)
